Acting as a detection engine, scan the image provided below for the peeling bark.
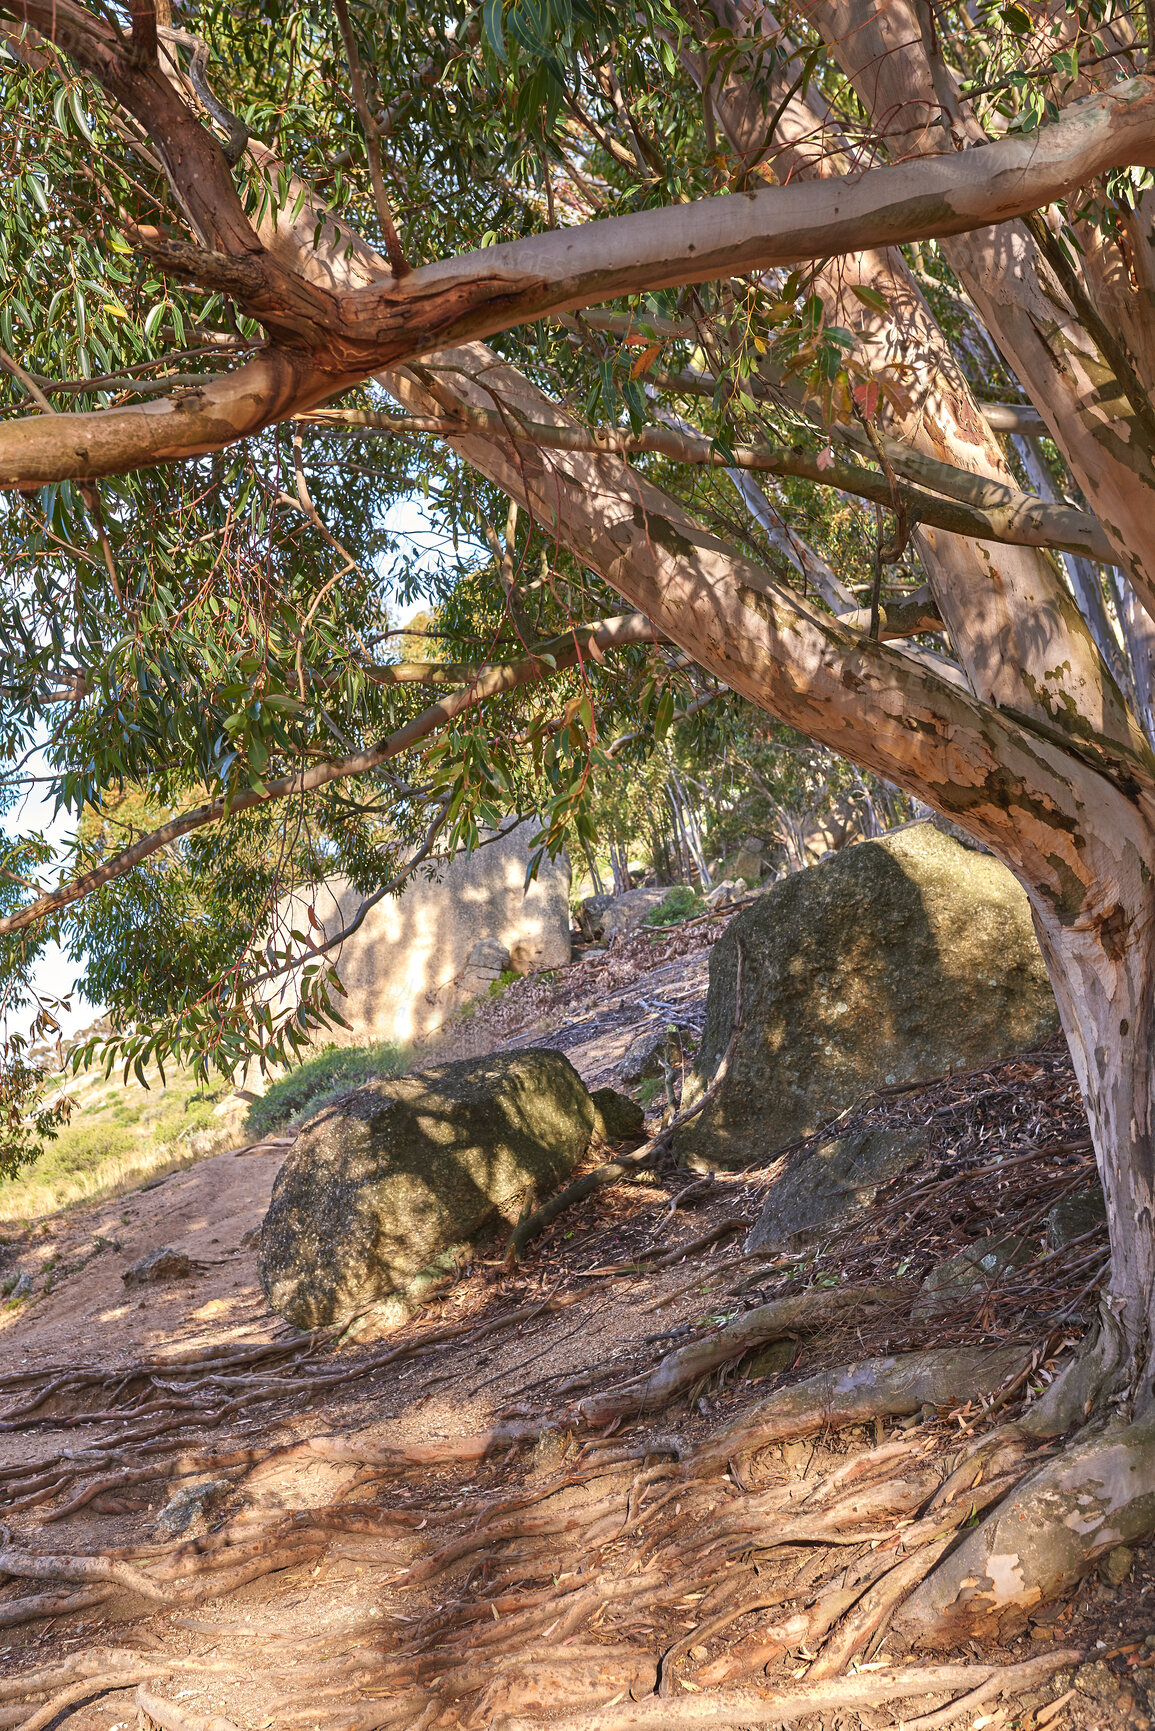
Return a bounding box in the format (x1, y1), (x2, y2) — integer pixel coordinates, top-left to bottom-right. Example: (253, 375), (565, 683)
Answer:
(895, 1417), (1155, 1647)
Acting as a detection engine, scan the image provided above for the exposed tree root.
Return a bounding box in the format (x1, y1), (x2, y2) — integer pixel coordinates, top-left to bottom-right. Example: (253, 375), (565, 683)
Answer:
(686, 1345), (1031, 1476)
(895, 1411), (1155, 1647)
(0, 1585), (112, 1627)
(572, 1284), (910, 1426)
(13, 1667), (161, 1731)
(136, 1687), (242, 1731)
(491, 1650), (1080, 1729)
(0, 1544), (174, 1601)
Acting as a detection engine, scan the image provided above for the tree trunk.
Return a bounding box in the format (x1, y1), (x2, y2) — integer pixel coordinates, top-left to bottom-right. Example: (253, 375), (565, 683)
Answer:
(810, 0), (1155, 618)
(1033, 886), (1155, 1395)
(1110, 571), (1155, 749)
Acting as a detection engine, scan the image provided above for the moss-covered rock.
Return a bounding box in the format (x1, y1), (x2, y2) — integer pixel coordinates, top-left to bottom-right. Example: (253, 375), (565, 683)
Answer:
(259, 1049), (595, 1328)
(675, 824), (1060, 1170)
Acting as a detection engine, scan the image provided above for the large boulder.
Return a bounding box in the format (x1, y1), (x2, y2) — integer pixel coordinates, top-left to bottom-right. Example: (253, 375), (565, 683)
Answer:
(267, 821), (571, 1050)
(675, 824), (1060, 1170)
(259, 1049), (595, 1328)
(580, 887), (668, 941)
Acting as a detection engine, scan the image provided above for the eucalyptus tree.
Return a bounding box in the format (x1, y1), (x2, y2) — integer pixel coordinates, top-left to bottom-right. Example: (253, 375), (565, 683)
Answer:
(2, 0), (1155, 1635)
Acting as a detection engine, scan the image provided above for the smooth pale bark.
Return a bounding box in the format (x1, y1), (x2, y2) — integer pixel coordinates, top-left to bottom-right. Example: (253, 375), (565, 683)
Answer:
(6, 1), (1155, 480)
(685, 1), (1142, 760)
(807, 0), (1155, 619)
(895, 1417), (1155, 1646)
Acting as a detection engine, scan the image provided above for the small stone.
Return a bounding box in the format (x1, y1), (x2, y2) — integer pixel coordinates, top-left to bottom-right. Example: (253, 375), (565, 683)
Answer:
(155, 1478), (231, 1539)
(1100, 1545), (1134, 1586)
(122, 1246), (193, 1286)
(618, 1025), (680, 1087)
(912, 1234), (1035, 1321)
(590, 1087), (646, 1143)
(705, 879), (744, 910)
(746, 1339), (795, 1379)
(688, 1645), (709, 1663)
(259, 1050), (595, 1329)
(1030, 1624), (1054, 1641)
(531, 1428), (569, 1477)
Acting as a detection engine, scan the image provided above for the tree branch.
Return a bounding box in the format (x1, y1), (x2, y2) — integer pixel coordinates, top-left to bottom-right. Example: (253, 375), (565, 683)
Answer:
(2, 38), (1155, 482)
(297, 403), (1117, 564)
(331, 0), (409, 277)
(384, 346), (1155, 870)
(0, 614), (662, 937)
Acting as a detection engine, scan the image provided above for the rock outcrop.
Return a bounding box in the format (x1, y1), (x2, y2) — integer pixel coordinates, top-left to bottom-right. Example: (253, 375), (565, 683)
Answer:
(268, 822), (571, 1050)
(675, 824), (1060, 1170)
(259, 1049), (595, 1329)
(580, 887), (668, 942)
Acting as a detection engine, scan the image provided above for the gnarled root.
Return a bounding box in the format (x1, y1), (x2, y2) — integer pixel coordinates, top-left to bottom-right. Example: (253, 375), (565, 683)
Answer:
(490, 1650), (1080, 1730)
(894, 1412), (1155, 1648)
(0, 1586), (113, 1628)
(1017, 1309), (1132, 1438)
(572, 1284), (909, 1427)
(137, 1687), (242, 1731)
(686, 1346), (1031, 1477)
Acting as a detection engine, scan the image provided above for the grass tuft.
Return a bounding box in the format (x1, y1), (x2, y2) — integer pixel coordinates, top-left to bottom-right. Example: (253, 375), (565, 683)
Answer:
(245, 1042), (409, 1138)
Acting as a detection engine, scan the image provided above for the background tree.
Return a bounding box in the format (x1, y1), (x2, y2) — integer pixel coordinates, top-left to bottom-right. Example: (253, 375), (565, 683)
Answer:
(2, 0), (1155, 1631)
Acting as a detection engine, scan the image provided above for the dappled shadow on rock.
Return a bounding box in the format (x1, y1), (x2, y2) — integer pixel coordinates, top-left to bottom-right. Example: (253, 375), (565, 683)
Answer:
(676, 824), (1060, 1170)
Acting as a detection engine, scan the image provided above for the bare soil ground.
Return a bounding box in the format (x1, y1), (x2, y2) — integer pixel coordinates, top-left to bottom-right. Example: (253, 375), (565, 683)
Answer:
(0, 912), (1150, 1731)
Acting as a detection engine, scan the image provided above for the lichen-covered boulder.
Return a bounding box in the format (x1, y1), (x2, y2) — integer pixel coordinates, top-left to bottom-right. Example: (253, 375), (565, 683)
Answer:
(259, 1049), (595, 1328)
(675, 824), (1060, 1170)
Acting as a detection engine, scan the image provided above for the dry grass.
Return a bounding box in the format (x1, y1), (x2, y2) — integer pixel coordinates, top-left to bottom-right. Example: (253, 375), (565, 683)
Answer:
(0, 1063), (245, 1224)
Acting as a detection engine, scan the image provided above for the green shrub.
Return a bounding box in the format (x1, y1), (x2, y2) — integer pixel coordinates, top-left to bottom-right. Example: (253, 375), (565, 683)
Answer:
(38, 1122), (136, 1176)
(645, 885), (706, 928)
(488, 968), (519, 998)
(637, 1077), (666, 1106)
(246, 1042), (409, 1138)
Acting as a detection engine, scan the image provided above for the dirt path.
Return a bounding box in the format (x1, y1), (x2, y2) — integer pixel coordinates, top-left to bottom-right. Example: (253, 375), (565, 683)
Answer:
(0, 921), (1149, 1731)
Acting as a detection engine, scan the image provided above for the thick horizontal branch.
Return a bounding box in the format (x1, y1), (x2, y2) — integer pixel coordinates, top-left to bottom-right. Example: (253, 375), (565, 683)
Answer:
(1, 59), (1155, 482)
(0, 352), (338, 487)
(0, 614), (661, 937)
(298, 404), (1116, 564)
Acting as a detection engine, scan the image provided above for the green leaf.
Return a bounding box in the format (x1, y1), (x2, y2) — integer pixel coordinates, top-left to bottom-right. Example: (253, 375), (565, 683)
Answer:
(483, 0), (507, 60)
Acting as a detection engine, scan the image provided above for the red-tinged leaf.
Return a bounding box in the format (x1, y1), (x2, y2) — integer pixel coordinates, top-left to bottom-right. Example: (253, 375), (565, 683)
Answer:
(629, 341), (663, 379)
